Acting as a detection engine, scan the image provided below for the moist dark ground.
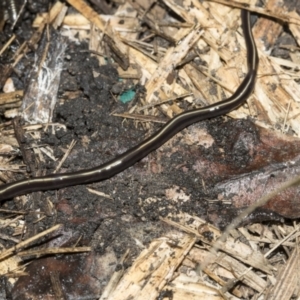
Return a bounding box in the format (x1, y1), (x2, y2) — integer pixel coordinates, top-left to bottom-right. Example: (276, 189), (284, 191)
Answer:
(0, 0), (300, 299)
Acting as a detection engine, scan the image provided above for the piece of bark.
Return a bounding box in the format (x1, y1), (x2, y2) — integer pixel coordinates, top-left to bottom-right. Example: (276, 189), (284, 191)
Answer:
(189, 119), (300, 226)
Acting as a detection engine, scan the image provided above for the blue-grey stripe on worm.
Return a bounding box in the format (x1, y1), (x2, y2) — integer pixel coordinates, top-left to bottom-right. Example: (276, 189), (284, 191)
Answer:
(0, 10), (258, 201)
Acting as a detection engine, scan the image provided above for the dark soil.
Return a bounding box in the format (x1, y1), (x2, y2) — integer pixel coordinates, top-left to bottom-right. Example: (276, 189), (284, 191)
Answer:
(0, 0), (299, 299)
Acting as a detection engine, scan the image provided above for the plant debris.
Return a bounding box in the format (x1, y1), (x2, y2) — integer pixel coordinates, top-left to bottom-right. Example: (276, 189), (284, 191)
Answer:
(0, 0), (299, 299)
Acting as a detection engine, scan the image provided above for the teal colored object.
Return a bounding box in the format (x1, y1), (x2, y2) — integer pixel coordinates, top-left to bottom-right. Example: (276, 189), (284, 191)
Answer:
(119, 89), (135, 103)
